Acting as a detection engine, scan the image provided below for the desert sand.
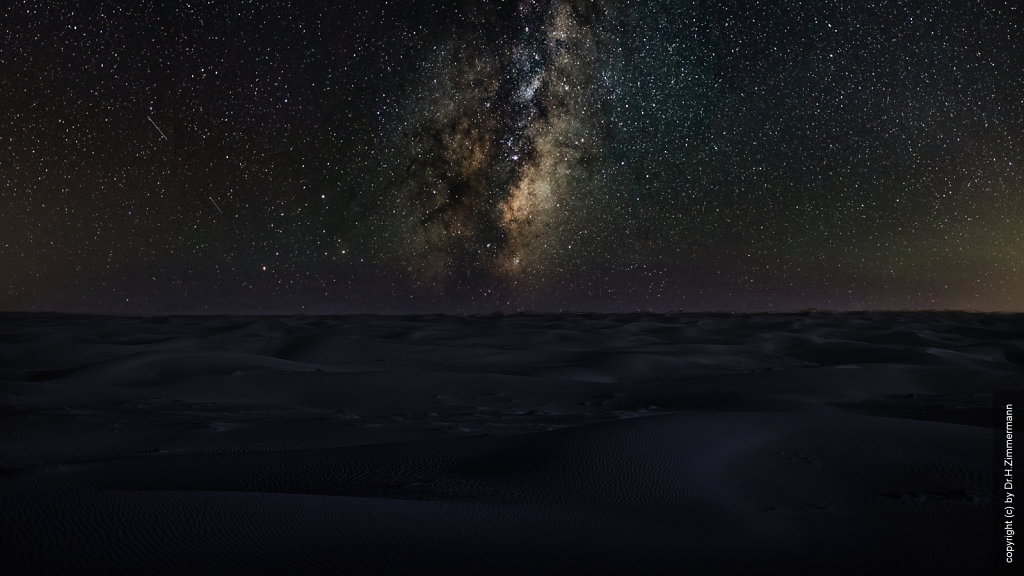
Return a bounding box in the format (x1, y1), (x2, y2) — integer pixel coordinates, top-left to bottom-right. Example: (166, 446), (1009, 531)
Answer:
(1, 311), (1019, 574)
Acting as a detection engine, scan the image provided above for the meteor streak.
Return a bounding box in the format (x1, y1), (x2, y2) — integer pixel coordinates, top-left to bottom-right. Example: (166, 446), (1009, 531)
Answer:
(209, 196), (224, 215)
(147, 116), (168, 140)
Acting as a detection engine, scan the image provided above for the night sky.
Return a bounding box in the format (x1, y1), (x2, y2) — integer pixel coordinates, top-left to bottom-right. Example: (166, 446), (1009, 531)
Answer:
(2, 0), (1022, 313)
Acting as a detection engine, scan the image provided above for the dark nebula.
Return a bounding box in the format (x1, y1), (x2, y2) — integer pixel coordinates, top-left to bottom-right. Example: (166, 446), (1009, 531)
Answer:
(391, 1), (616, 292)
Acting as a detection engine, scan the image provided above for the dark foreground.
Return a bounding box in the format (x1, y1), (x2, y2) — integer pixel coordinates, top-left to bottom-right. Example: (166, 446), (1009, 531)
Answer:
(1, 311), (1021, 574)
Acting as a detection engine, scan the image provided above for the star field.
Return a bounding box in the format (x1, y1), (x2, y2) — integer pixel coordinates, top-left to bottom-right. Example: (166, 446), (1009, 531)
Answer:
(1, 0), (1022, 313)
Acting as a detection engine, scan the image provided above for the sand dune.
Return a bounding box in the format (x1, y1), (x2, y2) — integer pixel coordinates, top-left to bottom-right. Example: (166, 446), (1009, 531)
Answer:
(1, 311), (1019, 573)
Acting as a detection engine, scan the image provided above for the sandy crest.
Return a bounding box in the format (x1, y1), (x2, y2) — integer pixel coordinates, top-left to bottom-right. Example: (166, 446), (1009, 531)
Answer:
(0, 311), (1019, 574)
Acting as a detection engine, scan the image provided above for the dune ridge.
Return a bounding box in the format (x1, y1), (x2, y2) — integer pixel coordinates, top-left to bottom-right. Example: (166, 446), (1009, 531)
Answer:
(1, 311), (1019, 574)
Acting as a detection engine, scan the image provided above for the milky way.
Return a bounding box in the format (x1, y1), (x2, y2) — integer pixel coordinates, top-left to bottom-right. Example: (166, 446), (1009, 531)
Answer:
(390, 1), (617, 295)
